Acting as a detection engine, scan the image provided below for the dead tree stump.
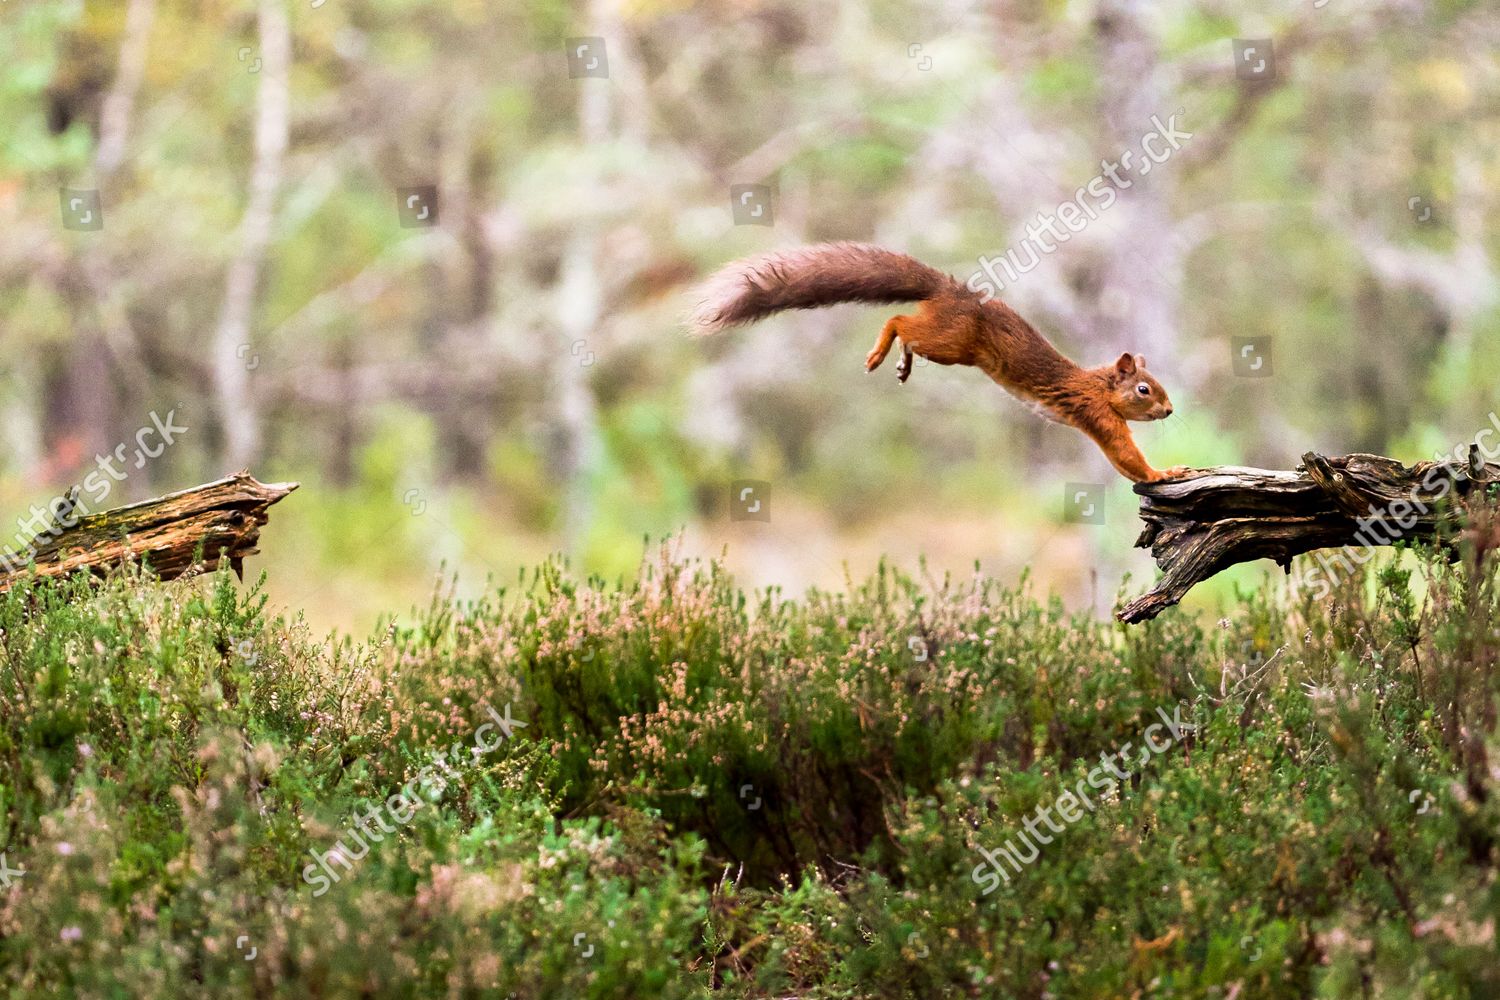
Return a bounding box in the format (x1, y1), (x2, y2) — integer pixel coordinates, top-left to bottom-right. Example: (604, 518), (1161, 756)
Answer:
(1119, 448), (1499, 623)
(0, 472), (298, 594)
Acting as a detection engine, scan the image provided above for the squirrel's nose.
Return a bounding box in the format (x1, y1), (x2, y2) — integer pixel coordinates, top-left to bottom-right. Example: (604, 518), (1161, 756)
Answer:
(1163, 406), (1174, 417)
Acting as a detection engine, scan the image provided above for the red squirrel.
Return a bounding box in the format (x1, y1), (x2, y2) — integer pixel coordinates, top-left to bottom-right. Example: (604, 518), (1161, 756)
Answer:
(689, 242), (1189, 483)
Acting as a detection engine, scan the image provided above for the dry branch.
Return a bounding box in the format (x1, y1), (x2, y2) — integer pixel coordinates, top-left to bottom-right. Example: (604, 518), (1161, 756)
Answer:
(1119, 449), (1499, 623)
(0, 473), (298, 594)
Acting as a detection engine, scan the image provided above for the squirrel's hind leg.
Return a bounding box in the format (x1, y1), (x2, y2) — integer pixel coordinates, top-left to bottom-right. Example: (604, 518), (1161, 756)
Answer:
(864, 316), (904, 373)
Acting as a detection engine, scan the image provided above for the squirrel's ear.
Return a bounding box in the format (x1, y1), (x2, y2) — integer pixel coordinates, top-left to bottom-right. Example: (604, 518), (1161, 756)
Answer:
(1114, 352), (1137, 376)
(1134, 354), (1147, 370)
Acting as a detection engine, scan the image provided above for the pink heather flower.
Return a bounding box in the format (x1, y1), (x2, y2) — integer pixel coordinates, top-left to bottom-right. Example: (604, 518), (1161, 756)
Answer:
(56, 843), (74, 856)
(60, 926), (83, 942)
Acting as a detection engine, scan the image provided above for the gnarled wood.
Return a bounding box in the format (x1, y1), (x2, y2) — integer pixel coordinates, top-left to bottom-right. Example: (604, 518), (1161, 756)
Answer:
(1119, 448), (1499, 623)
(0, 472), (298, 593)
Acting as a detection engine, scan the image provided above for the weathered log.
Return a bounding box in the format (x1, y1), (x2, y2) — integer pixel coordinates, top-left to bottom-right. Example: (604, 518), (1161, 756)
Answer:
(1119, 448), (1499, 623)
(0, 472), (298, 593)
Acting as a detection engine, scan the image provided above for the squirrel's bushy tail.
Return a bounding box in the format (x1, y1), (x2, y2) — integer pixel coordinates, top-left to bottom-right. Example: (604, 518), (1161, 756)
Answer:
(687, 241), (951, 335)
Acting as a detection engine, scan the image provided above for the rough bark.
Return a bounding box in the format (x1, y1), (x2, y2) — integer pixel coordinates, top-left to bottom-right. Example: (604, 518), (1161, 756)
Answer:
(0, 473), (298, 594)
(1119, 448), (1499, 623)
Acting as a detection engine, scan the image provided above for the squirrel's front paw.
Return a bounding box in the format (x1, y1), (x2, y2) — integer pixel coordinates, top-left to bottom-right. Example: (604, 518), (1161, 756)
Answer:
(864, 348), (885, 372)
(1158, 465), (1194, 479)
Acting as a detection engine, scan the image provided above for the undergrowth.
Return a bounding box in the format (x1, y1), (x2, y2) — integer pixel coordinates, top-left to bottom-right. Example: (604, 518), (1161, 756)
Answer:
(1, 537), (1497, 998)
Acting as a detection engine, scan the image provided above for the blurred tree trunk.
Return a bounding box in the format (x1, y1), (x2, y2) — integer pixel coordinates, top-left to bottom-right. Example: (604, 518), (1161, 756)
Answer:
(430, 95), (495, 480)
(554, 232), (605, 553)
(54, 0), (158, 490)
(0, 376), (42, 476)
(94, 0), (155, 177)
(328, 337), (357, 486)
(43, 336), (113, 477)
(212, 0), (289, 471)
(546, 0), (616, 554)
(1086, 0), (1182, 365)
(1325, 150), (1497, 358)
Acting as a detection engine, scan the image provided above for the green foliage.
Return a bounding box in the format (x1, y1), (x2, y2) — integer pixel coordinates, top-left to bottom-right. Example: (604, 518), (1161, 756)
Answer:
(1, 542), (1499, 997)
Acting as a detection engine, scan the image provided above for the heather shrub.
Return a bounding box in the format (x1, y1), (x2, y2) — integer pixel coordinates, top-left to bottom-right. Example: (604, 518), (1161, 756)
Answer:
(0, 538), (1497, 997)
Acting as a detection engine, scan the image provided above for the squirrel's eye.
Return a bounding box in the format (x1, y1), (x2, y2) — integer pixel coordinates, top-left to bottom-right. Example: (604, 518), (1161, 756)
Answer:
(1136, 383), (1151, 396)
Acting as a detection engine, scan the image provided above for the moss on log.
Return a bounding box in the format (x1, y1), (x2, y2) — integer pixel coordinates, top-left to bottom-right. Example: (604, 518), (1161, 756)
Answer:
(0, 472), (298, 593)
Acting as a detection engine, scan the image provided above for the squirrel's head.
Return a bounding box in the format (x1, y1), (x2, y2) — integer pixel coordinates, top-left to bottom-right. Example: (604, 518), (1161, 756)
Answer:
(1107, 353), (1174, 422)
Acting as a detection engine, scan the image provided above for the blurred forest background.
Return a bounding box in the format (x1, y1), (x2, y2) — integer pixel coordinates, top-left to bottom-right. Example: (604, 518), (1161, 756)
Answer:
(1, 0), (1498, 634)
